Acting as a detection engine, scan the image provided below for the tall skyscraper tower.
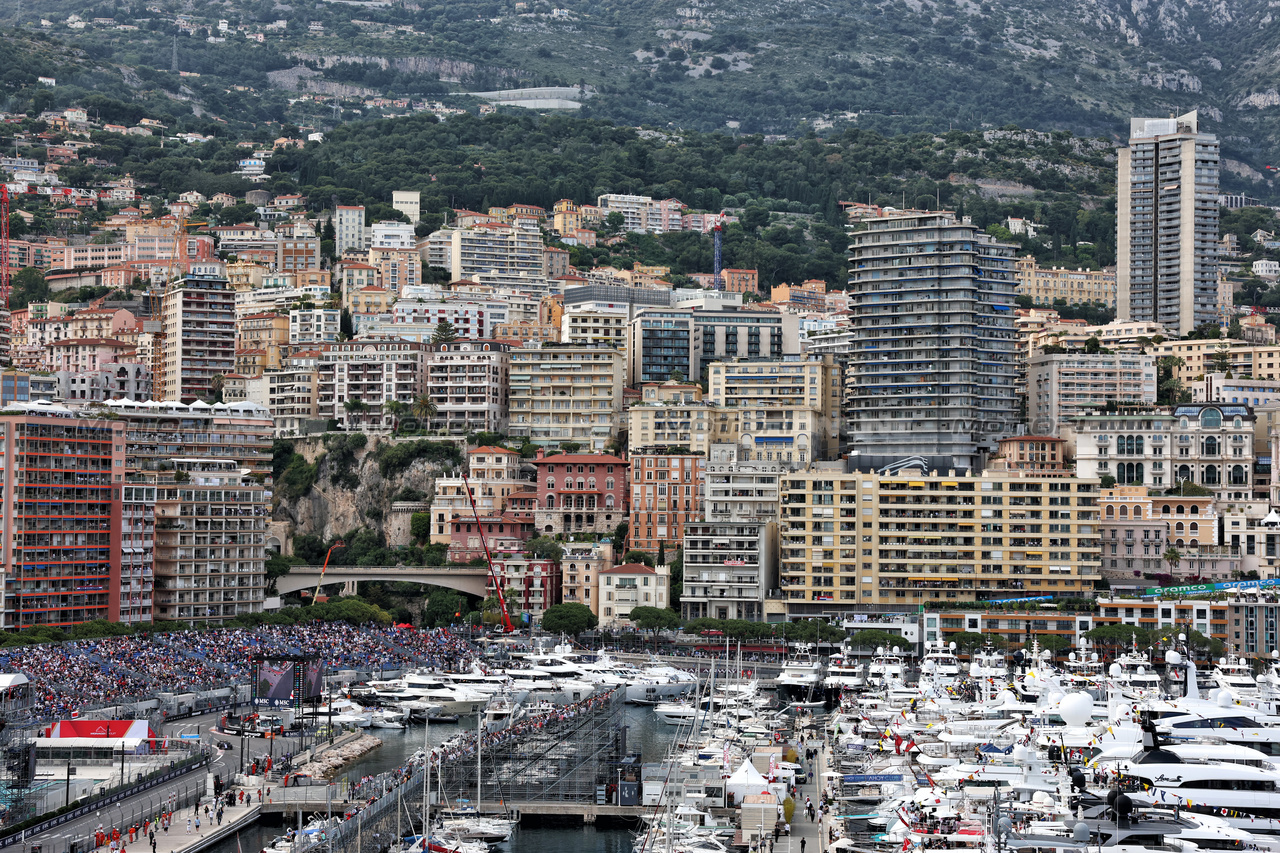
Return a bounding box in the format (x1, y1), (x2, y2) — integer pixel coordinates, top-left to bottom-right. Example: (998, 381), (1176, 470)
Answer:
(846, 213), (1018, 471)
(1117, 111), (1220, 336)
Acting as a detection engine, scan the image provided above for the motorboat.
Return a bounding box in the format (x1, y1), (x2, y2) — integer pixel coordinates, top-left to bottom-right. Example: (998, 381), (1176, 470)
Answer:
(1210, 650), (1259, 697)
(777, 643), (825, 700)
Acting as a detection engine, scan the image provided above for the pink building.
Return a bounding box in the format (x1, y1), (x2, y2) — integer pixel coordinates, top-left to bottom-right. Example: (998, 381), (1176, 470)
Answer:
(49, 338), (136, 373)
(488, 554), (561, 620)
(446, 512), (535, 563)
(533, 451), (628, 537)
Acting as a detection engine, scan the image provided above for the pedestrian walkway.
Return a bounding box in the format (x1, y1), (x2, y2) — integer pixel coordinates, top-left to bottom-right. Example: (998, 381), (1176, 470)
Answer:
(784, 724), (825, 853)
(87, 785), (266, 853)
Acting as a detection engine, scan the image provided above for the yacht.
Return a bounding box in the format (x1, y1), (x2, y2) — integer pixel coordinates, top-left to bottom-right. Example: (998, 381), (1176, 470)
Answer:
(1122, 714), (1280, 830)
(823, 647), (865, 691)
(920, 643), (962, 685)
(389, 676), (488, 712)
(1210, 651), (1259, 697)
(865, 648), (907, 687)
(777, 644), (826, 700)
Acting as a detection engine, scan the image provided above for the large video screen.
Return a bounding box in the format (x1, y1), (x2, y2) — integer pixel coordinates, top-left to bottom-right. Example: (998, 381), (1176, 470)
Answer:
(254, 659), (297, 708)
(303, 661), (325, 701)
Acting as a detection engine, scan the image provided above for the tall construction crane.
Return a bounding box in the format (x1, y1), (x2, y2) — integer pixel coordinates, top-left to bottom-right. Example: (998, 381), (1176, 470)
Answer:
(461, 473), (515, 633)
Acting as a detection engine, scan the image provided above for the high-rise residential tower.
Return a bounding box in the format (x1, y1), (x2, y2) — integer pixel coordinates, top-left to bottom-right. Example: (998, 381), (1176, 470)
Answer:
(846, 213), (1018, 471)
(1117, 111), (1220, 336)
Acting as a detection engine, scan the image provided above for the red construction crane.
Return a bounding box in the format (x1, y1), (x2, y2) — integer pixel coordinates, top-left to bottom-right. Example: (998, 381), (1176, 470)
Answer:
(461, 473), (515, 633)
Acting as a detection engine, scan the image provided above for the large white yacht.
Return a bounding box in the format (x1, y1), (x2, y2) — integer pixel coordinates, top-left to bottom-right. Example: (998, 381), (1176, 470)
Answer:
(777, 643), (826, 699)
(367, 673), (489, 716)
(1210, 650), (1259, 697)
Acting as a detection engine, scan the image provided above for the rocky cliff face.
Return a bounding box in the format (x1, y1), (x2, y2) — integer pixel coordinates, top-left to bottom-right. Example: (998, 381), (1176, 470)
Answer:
(273, 435), (454, 546)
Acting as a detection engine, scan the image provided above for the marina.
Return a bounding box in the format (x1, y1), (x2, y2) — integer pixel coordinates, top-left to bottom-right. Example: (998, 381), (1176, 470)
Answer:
(11, 622), (1280, 853)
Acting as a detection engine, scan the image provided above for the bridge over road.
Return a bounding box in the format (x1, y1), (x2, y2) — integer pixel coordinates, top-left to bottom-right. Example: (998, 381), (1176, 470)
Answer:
(277, 565), (488, 597)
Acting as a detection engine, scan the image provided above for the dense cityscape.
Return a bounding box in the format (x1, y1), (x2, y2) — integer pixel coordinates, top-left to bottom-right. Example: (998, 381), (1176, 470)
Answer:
(4, 51), (1280, 853)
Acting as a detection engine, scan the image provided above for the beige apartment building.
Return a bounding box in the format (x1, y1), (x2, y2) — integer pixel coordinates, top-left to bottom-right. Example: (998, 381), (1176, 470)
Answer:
(1014, 257), (1117, 307)
(429, 445), (524, 543)
(777, 465), (1102, 617)
(627, 380), (739, 455)
(508, 344), (626, 449)
(706, 356), (840, 468)
(1027, 351), (1157, 435)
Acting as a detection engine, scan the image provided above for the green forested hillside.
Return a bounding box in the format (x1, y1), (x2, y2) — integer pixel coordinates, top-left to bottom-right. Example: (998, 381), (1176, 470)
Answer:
(9, 0), (1280, 198)
(272, 113), (1118, 286)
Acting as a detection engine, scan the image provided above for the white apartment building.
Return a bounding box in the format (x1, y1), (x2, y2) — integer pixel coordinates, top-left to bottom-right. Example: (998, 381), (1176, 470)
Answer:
(1027, 351), (1157, 435)
(333, 205), (366, 255)
(370, 220), (416, 250)
(317, 340), (430, 429)
(680, 443), (781, 622)
(389, 299), (509, 339)
(422, 340), (510, 435)
(1069, 404), (1254, 501)
(392, 190), (421, 224)
(424, 224), (544, 280)
(289, 307), (341, 348)
(561, 306), (629, 350)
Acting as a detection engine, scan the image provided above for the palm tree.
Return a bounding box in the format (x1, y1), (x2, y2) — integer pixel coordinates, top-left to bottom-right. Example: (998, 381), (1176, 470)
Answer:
(385, 400), (408, 435)
(343, 397), (368, 428)
(1163, 546), (1183, 577)
(411, 394), (438, 432)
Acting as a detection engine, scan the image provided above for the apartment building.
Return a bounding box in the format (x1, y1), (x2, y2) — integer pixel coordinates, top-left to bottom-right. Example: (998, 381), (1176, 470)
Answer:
(386, 299), (509, 340)
(1099, 486), (1237, 593)
(428, 445), (525, 544)
(1014, 257), (1117, 308)
(846, 214), (1018, 471)
(277, 229), (321, 273)
(561, 540), (612, 613)
(990, 436), (1071, 476)
(263, 352), (320, 437)
(1069, 405), (1254, 500)
(552, 199), (582, 235)
(367, 246), (419, 295)
(532, 451), (628, 537)
(421, 340), (510, 435)
(1117, 112), (1219, 336)
(333, 205), (367, 255)
(706, 356), (841, 468)
(392, 190), (420, 224)
(680, 443), (782, 622)
(561, 306), (629, 350)
(101, 397), (273, 625)
(160, 270), (236, 403)
(55, 363), (152, 403)
(599, 562), (670, 629)
(45, 241), (129, 271)
(508, 344), (626, 449)
(627, 380), (739, 455)
(1027, 351), (1157, 435)
(777, 464), (1102, 619)
(235, 313), (288, 375)
(628, 307), (799, 386)
(0, 406), (127, 629)
(317, 340), (431, 430)
(488, 555), (560, 620)
(289, 307), (341, 348)
(424, 225), (544, 281)
(628, 450), (705, 555)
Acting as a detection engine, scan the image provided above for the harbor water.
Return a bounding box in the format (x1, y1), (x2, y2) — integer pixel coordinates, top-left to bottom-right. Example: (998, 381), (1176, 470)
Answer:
(204, 705), (675, 853)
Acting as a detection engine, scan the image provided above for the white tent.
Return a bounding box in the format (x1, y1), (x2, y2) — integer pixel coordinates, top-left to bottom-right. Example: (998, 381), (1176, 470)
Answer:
(726, 759), (783, 804)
